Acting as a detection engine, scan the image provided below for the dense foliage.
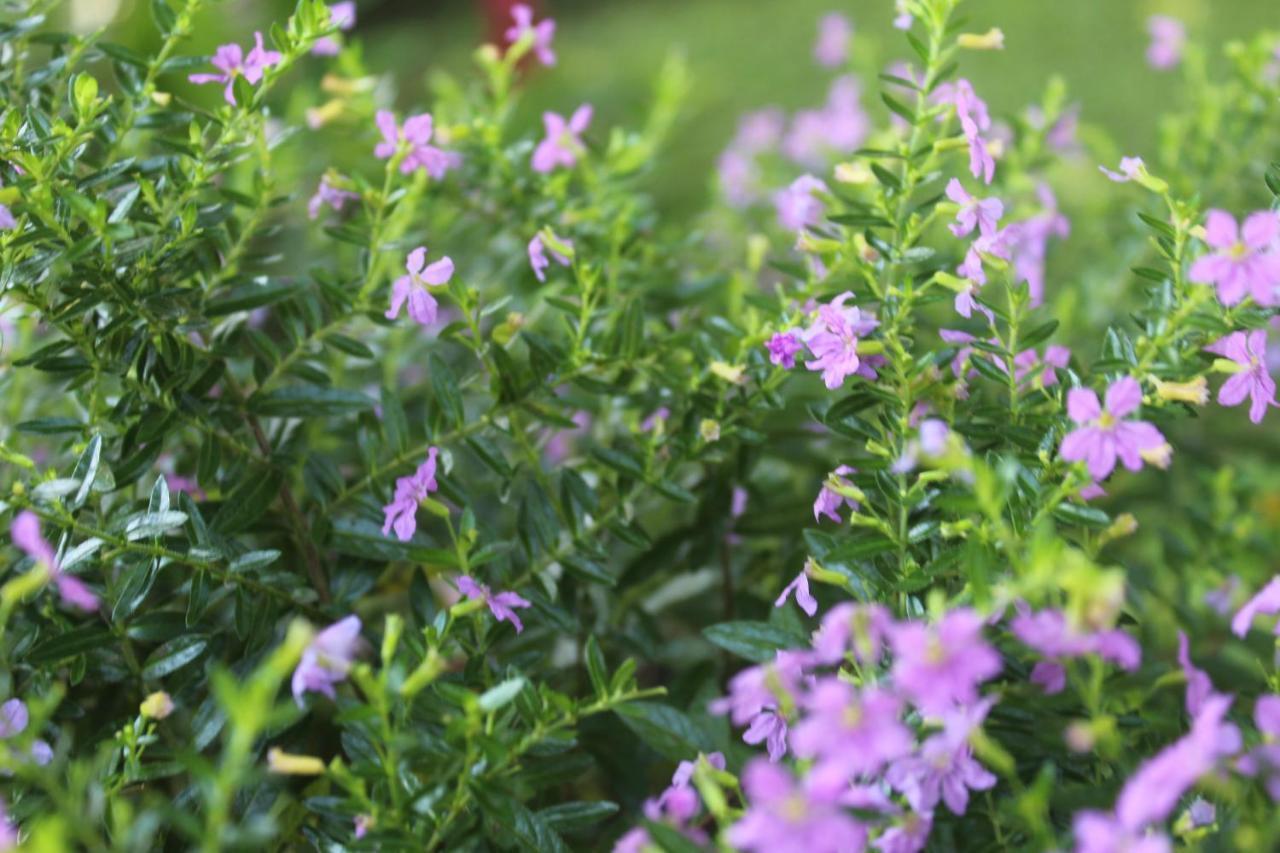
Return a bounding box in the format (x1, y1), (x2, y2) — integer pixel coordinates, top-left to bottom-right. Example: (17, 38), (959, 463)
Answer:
(1, 0), (1279, 850)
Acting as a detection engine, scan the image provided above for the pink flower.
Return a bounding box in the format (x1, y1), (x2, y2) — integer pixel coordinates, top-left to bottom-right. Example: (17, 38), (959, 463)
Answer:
(307, 174), (359, 220)
(1146, 16), (1186, 71)
(312, 2), (356, 56)
(773, 174), (829, 232)
(1204, 330), (1276, 423)
(1060, 377), (1168, 481)
(0, 797), (16, 849)
(532, 105), (592, 173)
(709, 651), (808, 761)
(776, 565), (818, 617)
(505, 3), (556, 66)
(1176, 632), (1215, 717)
(188, 32), (282, 106)
(949, 80), (994, 184)
(946, 179), (1003, 238)
(374, 111), (458, 178)
(386, 247), (453, 327)
(813, 465), (858, 523)
(457, 576), (532, 633)
(728, 759), (869, 853)
(885, 700), (998, 816)
(353, 814), (372, 839)
(783, 76), (868, 166)
(802, 291), (879, 390)
(528, 234), (572, 282)
(1231, 576), (1280, 638)
(381, 447), (440, 541)
(1099, 156), (1145, 183)
(1014, 345), (1071, 389)
(766, 332), (803, 369)
(1188, 210), (1280, 306)
(811, 602), (891, 665)
(889, 609), (1001, 714)
(0, 698), (52, 766)
(1007, 184), (1070, 305)
(814, 13), (852, 68)
(792, 682), (912, 782)
(292, 615), (362, 706)
(9, 511), (99, 611)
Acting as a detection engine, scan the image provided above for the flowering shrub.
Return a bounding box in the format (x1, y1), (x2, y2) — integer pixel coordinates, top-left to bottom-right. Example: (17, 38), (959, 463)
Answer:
(1, 0), (1279, 850)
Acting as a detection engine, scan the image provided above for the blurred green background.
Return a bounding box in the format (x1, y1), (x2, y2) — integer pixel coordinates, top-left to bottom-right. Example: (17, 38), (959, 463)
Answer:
(87, 0), (1277, 214)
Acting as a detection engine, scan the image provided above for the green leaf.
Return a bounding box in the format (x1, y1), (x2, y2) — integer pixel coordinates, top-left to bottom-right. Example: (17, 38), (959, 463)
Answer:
(142, 635), (208, 680)
(537, 801), (619, 834)
(615, 702), (712, 762)
(211, 468), (282, 534)
(479, 677), (527, 712)
(703, 620), (807, 663)
(123, 511), (187, 540)
(583, 636), (607, 696)
(430, 354), (465, 426)
(26, 627), (114, 664)
(249, 386), (374, 418)
(70, 434), (103, 510)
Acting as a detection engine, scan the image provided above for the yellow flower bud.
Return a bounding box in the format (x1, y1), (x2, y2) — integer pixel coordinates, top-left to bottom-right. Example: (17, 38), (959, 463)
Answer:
(1153, 376), (1208, 405)
(709, 361), (746, 385)
(958, 28), (1005, 50)
(139, 691), (174, 720)
(267, 748), (327, 776)
(699, 419), (721, 443)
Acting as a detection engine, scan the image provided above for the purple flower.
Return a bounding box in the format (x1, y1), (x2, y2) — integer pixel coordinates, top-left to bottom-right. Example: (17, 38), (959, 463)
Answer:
(386, 247), (453, 327)
(728, 759), (869, 853)
(1231, 576), (1280, 637)
(802, 292), (879, 390)
(1010, 607), (1140, 679)
(9, 511), (99, 612)
(783, 76), (869, 166)
(792, 682), (912, 782)
(776, 564), (818, 617)
(744, 709), (790, 762)
(1188, 210), (1280, 306)
(188, 32), (281, 106)
(946, 179), (1003, 238)
(312, 2), (356, 56)
(457, 576), (532, 633)
(710, 652), (808, 760)
(640, 406), (671, 432)
(1205, 330), (1276, 423)
(528, 233), (572, 282)
(307, 174), (359, 220)
(774, 174), (829, 232)
(1013, 344), (1071, 389)
(1146, 16), (1186, 71)
(374, 111), (458, 178)
(892, 1), (913, 31)
(814, 13), (853, 67)
(717, 109), (785, 206)
(1060, 377), (1168, 481)
(353, 814), (372, 839)
(890, 609), (1001, 714)
(886, 700), (997, 816)
(811, 602), (891, 665)
(1007, 184), (1070, 305)
(1099, 156), (1145, 183)
(875, 811), (932, 853)
(1072, 812), (1171, 853)
(1176, 631), (1215, 717)
(813, 465), (858, 523)
(532, 105), (592, 173)
(766, 332), (803, 369)
(505, 3), (556, 66)
(292, 615), (362, 706)
(949, 80), (994, 184)
(0, 798), (15, 849)
(381, 447), (440, 541)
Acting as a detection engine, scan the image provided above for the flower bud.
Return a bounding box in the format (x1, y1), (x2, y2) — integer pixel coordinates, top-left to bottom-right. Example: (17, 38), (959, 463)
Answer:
(1153, 376), (1208, 405)
(958, 28), (1005, 50)
(267, 748), (326, 775)
(139, 691), (174, 720)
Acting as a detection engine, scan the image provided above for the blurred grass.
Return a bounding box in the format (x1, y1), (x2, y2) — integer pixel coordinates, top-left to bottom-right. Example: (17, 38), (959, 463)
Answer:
(102, 0), (1277, 215)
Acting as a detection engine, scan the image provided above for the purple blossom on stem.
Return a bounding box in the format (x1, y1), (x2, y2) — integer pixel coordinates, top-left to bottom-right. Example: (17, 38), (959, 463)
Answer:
(814, 13), (853, 67)
(374, 111), (458, 178)
(1099, 156), (1145, 183)
(776, 564), (818, 617)
(892, 1), (914, 30)
(727, 759), (869, 853)
(792, 682), (912, 782)
(528, 233), (572, 282)
(774, 174), (829, 232)
(1176, 632), (1215, 717)
(1007, 184), (1070, 305)
(1072, 812), (1171, 853)
(505, 3), (557, 66)
(811, 602), (891, 665)
(802, 291), (879, 390)
(813, 465), (858, 523)
(188, 32), (281, 106)
(386, 247), (453, 327)
(766, 331), (803, 369)
(381, 447), (440, 541)
(709, 651), (808, 761)
(312, 2), (356, 56)
(885, 700), (997, 816)
(950, 80), (994, 184)
(1013, 345), (1071, 389)
(1146, 16), (1186, 70)
(783, 76), (869, 166)
(1231, 576), (1280, 637)
(457, 576), (532, 633)
(1204, 330), (1276, 423)
(307, 174), (359, 220)
(890, 609), (1001, 714)
(0, 798), (15, 849)
(292, 615), (362, 706)
(876, 811), (932, 853)
(9, 511), (99, 611)
(0, 698), (52, 766)
(1060, 377), (1168, 481)
(945, 179), (1003, 238)
(532, 105), (592, 173)
(1188, 210), (1280, 306)
(717, 109), (785, 206)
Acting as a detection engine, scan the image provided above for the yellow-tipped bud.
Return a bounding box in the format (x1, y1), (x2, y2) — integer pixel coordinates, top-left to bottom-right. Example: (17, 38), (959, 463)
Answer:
(267, 748), (327, 776)
(958, 28), (1005, 50)
(1153, 376), (1209, 405)
(139, 691), (174, 720)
